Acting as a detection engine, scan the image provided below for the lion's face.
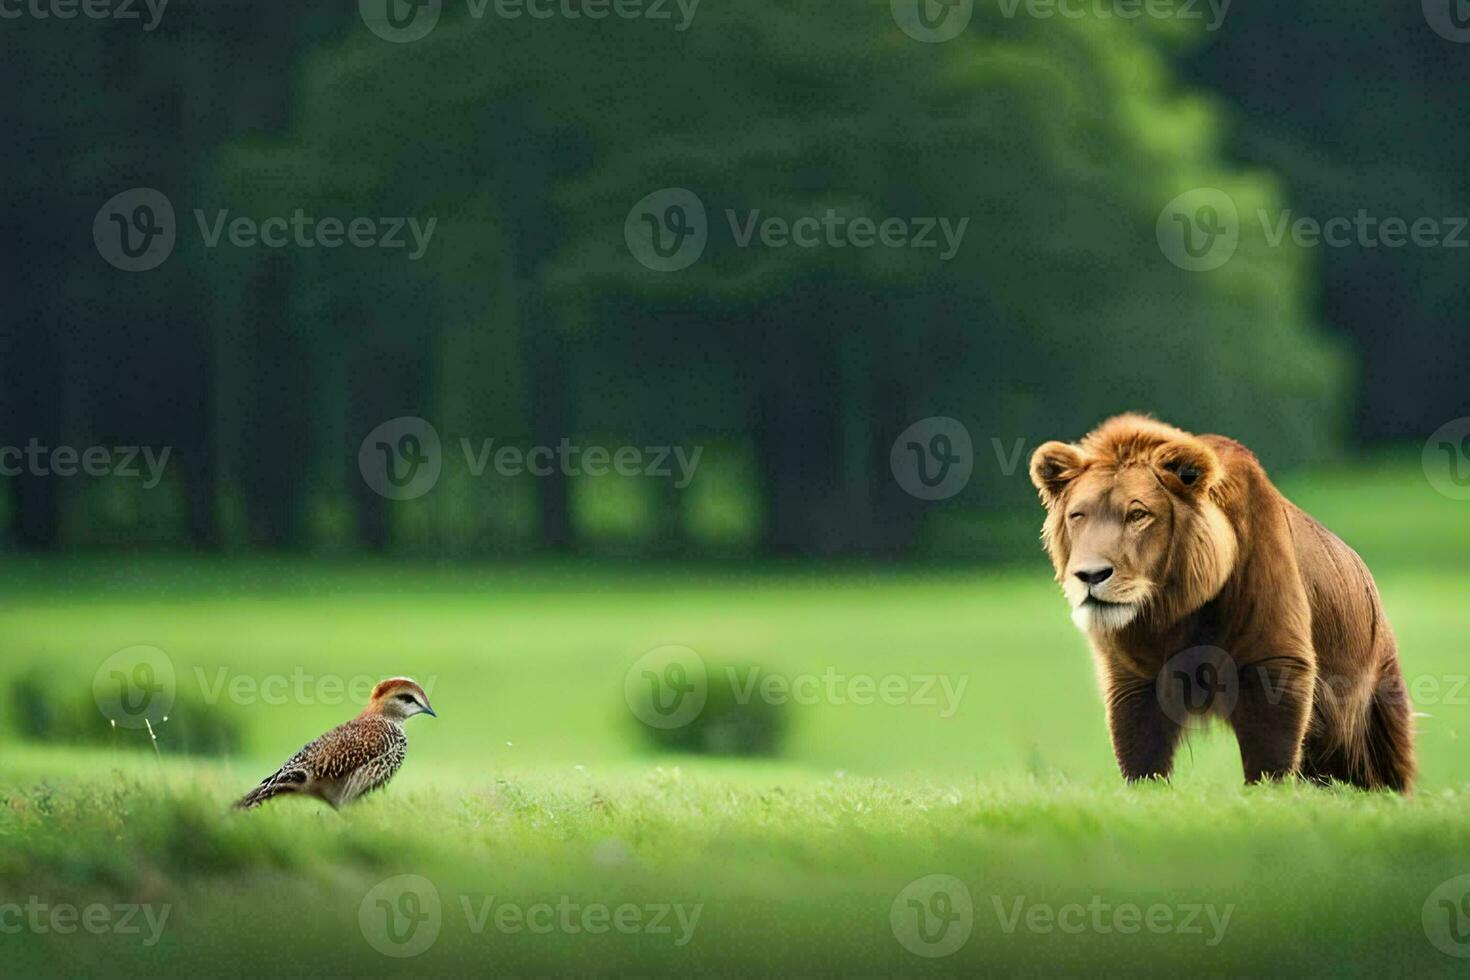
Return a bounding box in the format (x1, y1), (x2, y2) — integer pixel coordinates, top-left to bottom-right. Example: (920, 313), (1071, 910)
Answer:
(1029, 417), (1238, 636)
(1050, 466), (1174, 632)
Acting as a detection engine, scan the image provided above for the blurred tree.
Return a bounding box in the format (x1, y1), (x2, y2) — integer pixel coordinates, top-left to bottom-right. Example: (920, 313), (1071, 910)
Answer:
(543, 2), (1345, 550)
(3, 0), (1353, 557)
(0, 4), (356, 550)
(1184, 0), (1470, 440)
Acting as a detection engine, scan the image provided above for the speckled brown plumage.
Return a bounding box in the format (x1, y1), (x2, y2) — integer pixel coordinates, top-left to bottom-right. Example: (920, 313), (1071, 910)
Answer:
(234, 678), (435, 810)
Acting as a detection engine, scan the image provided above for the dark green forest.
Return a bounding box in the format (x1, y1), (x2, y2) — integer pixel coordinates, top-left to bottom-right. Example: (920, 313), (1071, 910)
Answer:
(2, 1), (1465, 557)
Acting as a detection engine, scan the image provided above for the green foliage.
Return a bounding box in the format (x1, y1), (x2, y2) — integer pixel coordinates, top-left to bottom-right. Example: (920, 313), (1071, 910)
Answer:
(0, 459), (1465, 973)
(631, 662), (790, 757)
(0, 457), (1463, 779)
(195, 0), (1346, 555)
(6, 668), (242, 758)
(1, 762), (1469, 975)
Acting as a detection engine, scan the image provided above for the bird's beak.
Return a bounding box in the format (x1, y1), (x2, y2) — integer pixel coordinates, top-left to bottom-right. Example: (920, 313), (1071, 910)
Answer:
(422, 705), (437, 718)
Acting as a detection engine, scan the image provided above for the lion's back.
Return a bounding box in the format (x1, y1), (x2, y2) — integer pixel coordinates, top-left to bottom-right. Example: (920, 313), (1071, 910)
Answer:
(1285, 503), (1391, 677)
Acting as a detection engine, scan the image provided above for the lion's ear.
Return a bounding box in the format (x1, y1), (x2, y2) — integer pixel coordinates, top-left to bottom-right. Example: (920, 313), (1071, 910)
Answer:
(1029, 441), (1085, 506)
(1154, 440), (1221, 497)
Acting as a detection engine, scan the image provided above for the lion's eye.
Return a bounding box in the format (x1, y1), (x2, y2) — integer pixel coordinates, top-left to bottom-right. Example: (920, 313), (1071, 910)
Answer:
(1128, 509), (1150, 523)
(1068, 512), (1085, 522)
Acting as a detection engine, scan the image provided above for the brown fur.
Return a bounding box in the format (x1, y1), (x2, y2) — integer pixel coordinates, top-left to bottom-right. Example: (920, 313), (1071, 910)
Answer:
(1029, 414), (1415, 792)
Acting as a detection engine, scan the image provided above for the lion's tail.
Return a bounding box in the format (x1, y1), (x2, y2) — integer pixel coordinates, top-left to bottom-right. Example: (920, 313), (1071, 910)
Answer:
(1364, 664), (1416, 793)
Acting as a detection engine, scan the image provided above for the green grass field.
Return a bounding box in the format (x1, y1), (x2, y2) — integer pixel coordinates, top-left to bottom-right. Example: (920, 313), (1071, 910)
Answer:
(3, 457), (1469, 975)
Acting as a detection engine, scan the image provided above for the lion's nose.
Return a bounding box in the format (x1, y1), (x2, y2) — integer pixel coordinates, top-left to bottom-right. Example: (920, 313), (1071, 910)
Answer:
(1074, 564), (1114, 586)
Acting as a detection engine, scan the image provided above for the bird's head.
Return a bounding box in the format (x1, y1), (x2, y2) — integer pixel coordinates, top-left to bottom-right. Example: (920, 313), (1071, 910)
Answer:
(366, 677), (437, 722)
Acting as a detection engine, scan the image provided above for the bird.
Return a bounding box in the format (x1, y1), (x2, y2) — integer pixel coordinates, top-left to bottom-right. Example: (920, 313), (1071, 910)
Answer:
(234, 677), (436, 810)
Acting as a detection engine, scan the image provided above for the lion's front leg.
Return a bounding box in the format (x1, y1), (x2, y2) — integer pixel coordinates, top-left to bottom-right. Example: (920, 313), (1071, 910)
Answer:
(1229, 656), (1315, 783)
(1106, 680), (1184, 782)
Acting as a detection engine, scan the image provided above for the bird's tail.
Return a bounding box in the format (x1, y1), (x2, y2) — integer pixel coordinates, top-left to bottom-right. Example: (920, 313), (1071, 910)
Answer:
(233, 768), (306, 810)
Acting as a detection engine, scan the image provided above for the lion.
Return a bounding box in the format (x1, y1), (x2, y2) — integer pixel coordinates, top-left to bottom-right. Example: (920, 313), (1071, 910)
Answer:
(1028, 414), (1415, 792)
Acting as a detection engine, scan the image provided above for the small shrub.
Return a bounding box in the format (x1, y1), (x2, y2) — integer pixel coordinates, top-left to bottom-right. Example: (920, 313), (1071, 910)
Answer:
(6, 667), (243, 756)
(631, 661), (789, 757)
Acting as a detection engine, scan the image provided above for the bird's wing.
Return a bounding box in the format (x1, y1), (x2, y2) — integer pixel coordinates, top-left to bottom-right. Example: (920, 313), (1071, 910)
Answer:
(337, 736), (408, 802)
(234, 730), (334, 808)
(296, 717), (400, 780)
(299, 716), (406, 803)
(237, 717), (404, 809)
